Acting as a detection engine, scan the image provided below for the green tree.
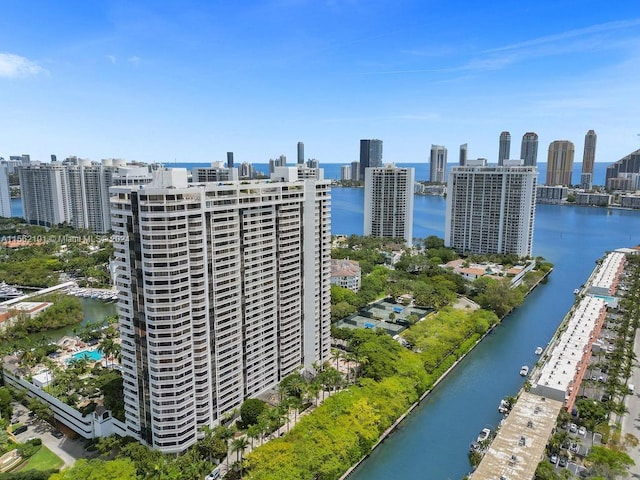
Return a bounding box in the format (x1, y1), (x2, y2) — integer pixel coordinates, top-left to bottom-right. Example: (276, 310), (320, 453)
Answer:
(240, 398), (267, 427)
(586, 445), (634, 479)
(49, 458), (137, 480)
(534, 459), (561, 480)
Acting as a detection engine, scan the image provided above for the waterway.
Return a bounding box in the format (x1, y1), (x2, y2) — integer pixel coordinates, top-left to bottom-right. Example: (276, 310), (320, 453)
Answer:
(331, 188), (640, 480)
(29, 298), (117, 344)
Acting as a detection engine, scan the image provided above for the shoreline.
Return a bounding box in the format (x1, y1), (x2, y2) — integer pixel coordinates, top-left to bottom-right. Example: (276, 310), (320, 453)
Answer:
(339, 268), (552, 480)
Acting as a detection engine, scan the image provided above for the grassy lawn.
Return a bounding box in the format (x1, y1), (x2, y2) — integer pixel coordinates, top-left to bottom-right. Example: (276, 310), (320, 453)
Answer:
(21, 445), (64, 472)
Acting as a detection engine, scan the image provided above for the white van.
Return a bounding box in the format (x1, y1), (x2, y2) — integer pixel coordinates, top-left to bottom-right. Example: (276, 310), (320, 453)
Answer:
(629, 384), (635, 394)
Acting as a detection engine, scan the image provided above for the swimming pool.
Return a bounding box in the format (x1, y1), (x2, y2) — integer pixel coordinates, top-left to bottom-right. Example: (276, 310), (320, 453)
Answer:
(70, 350), (103, 362)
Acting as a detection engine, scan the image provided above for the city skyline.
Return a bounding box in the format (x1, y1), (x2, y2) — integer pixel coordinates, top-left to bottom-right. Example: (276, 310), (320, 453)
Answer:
(1, 2), (640, 164)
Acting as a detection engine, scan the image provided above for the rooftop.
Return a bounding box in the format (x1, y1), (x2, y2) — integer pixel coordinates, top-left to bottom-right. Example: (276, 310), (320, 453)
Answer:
(472, 392), (563, 480)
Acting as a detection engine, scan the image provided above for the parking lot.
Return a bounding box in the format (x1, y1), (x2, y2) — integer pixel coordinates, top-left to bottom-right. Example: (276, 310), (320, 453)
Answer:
(10, 402), (94, 467)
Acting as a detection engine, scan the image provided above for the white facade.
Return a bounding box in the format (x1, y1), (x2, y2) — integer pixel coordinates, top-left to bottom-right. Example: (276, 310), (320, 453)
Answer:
(588, 251), (625, 296)
(192, 163), (239, 182)
(0, 163), (11, 218)
(19, 161), (152, 232)
(445, 164), (537, 256)
(364, 166), (414, 245)
(18, 163), (71, 226)
(110, 167), (331, 453)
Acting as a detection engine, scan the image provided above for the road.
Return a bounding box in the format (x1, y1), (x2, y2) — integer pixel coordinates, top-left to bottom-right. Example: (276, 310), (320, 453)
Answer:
(620, 329), (640, 478)
(11, 402), (91, 467)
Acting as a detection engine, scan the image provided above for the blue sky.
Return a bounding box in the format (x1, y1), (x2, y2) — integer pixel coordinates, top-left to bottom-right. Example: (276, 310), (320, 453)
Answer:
(1, 1), (640, 165)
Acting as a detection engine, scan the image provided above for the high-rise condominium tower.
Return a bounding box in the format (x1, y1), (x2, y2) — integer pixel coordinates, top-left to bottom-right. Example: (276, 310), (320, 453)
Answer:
(18, 159), (150, 232)
(111, 167), (331, 453)
(0, 163), (11, 218)
(520, 132), (539, 166)
(350, 161), (360, 181)
(445, 160), (537, 257)
(546, 141), (575, 186)
(498, 131), (511, 166)
(364, 166), (415, 245)
(297, 142), (304, 164)
(359, 139), (383, 181)
(582, 130), (597, 175)
(459, 144), (468, 166)
(18, 163), (71, 227)
(430, 145), (447, 183)
(226, 152), (234, 168)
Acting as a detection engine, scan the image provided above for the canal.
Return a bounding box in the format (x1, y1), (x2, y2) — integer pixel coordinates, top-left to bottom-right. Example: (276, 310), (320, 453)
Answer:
(29, 297), (117, 344)
(331, 191), (640, 480)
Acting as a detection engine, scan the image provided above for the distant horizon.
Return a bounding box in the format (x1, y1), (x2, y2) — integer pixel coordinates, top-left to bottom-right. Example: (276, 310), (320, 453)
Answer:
(2, 158), (617, 166)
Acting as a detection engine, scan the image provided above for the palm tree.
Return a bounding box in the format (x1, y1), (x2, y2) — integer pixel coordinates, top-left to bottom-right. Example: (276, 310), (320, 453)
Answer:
(246, 424), (260, 448)
(98, 337), (116, 367)
(231, 436), (249, 479)
(213, 425), (233, 469)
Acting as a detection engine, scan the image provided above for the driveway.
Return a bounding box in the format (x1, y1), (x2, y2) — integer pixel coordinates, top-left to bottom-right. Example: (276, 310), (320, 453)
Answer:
(11, 403), (91, 467)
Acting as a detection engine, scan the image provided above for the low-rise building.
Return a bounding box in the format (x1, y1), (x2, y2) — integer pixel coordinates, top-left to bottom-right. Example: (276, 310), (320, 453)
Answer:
(575, 192), (611, 207)
(620, 193), (640, 209)
(589, 251), (626, 296)
(330, 259), (361, 292)
(536, 185), (568, 204)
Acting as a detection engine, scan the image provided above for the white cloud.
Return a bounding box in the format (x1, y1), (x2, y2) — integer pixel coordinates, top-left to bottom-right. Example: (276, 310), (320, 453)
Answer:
(107, 54), (117, 64)
(128, 56), (141, 66)
(485, 18), (640, 54)
(0, 53), (46, 78)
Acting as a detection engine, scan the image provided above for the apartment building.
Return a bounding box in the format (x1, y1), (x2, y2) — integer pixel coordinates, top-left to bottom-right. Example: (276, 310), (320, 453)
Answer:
(445, 160), (537, 256)
(364, 165), (414, 245)
(19, 159), (152, 232)
(110, 167), (331, 453)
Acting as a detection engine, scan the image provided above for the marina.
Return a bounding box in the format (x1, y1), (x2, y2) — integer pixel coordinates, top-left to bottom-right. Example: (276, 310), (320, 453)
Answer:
(67, 287), (117, 301)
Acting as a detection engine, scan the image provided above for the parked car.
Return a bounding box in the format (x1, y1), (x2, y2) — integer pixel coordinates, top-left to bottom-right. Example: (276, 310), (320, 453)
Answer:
(14, 425), (28, 435)
(51, 430), (64, 439)
(578, 426), (587, 436)
(570, 443), (580, 453)
(569, 423), (578, 433)
(558, 457), (568, 468)
(550, 453), (558, 464)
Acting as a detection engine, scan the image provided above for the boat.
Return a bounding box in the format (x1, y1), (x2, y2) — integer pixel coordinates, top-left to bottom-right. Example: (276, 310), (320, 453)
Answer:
(535, 346), (543, 355)
(477, 428), (491, 443)
(573, 288), (580, 295)
(0, 282), (23, 299)
(498, 399), (509, 414)
(520, 365), (529, 376)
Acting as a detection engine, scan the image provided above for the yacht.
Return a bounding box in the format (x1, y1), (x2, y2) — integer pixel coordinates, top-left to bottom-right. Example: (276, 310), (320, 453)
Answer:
(520, 365), (529, 376)
(477, 428), (491, 443)
(498, 399), (509, 414)
(0, 282), (23, 299)
(534, 346), (543, 355)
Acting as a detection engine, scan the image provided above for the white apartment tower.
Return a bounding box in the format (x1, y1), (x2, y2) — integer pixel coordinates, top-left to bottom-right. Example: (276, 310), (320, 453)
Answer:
(445, 161), (537, 256)
(18, 159), (151, 232)
(110, 167), (331, 453)
(0, 163), (11, 218)
(364, 166), (414, 245)
(18, 163), (71, 226)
